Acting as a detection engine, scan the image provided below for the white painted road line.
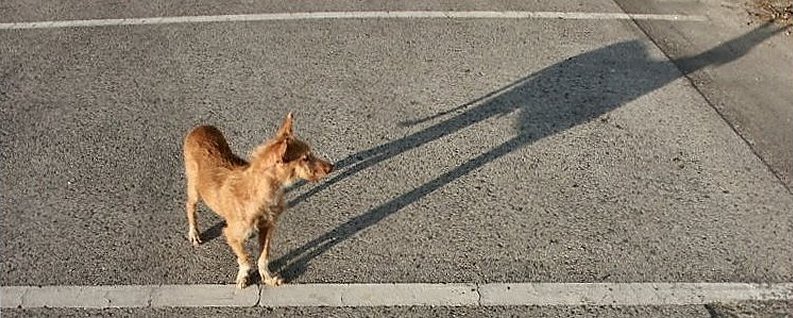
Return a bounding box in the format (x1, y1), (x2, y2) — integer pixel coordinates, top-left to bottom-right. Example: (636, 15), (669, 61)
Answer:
(260, 283), (479, 307)
(0, 11), (708, 30)
(2, 283), (791, 308)
(480, 283), (793, 306)
(151, 284), (259, 307)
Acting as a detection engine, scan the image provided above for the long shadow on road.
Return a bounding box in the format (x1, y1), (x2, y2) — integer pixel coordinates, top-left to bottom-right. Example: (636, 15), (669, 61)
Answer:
(272, 23), (782, 281)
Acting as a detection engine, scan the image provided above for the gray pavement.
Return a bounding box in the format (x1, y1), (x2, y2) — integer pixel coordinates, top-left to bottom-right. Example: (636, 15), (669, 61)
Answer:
(6, 302), (793, 317)
(0, 306), (713, 318)
(2, 0), (792, 316)
(4, 301), (793, 318)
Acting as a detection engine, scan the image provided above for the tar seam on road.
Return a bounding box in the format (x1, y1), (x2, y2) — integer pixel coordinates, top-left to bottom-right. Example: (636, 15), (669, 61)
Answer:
(2, 283), (792, 308)
(0, 11), (708, 30)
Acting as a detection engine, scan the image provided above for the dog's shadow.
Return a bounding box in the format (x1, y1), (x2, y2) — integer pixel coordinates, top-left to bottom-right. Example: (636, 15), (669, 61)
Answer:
(268, 23), (784, 282)
(199, 221), (226, 243)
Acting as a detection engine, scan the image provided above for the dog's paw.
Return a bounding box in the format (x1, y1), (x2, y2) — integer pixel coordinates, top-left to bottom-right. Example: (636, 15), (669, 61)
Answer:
(235, 266), (251, 289)
(263, 276), (284, 287)
(188, 229), (202, 246)
(235, 275), (249, 289)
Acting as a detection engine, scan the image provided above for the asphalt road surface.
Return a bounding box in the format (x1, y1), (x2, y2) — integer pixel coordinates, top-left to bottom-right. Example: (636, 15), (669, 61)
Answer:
(2, 0), (792, 316)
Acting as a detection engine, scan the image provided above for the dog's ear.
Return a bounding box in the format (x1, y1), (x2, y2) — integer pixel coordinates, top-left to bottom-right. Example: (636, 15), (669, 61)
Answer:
(271, 138), (289, 164)
(276, 112), (294, 139)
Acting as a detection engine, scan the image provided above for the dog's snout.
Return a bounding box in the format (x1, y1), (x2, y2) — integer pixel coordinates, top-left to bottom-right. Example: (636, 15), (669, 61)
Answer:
(325, 162), (335, 173)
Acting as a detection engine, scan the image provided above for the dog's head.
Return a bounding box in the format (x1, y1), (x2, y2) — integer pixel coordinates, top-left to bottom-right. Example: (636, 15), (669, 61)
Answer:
(263, 113), (334, 183)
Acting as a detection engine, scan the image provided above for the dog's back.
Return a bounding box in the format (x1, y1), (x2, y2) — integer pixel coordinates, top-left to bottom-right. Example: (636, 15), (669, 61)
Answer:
(183, 126), (247, 202)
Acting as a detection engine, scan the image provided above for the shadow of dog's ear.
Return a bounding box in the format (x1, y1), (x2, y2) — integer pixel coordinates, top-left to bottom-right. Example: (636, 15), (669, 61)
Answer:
(276, 112), (294, 139)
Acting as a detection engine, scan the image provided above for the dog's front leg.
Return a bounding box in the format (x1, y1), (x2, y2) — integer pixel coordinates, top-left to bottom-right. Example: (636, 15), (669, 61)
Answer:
(257, 220), (283, 286)
(223, 226), (252, 288)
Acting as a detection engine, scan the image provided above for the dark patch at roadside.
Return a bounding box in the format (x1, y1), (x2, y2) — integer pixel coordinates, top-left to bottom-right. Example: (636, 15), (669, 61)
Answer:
(748, 0), (793, 33)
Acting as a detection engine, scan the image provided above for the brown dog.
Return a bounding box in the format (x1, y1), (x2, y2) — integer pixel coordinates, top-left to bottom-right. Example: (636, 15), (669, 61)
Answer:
(183, 113), (333, 288)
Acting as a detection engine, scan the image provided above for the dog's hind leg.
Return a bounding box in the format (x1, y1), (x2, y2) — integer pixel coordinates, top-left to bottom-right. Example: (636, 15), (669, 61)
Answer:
(257, 220), (283, 286)
(224, 226), (252, 289)
(184, 165), (202, 246)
